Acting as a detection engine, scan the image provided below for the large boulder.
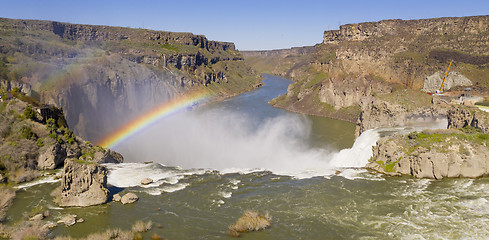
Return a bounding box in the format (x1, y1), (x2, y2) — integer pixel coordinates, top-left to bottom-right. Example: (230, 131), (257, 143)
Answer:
(59, 159), (109, 207)
(422, 71), (472, 93)
(37, 143), (66, 170)
(121, 192), (138, 205)
(93, 150), (124, 164)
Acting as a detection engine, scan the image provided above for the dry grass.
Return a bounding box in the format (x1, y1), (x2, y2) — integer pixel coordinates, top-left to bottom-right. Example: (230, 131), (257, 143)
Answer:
(0, 187), (15, 222)
(132, 220), (152, 233)
(54, 220), (153, 240)
(55, 228), (134, 240)
(10, 220), (50, 240)
(228, 210), (272, 237)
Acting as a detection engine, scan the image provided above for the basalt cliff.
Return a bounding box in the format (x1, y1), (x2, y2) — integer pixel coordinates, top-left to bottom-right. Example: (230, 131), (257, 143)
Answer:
(243, 15), (489, 135)
(0, 18), (260, 142)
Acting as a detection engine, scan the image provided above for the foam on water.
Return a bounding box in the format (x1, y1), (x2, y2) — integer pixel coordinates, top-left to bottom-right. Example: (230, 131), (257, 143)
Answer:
(107, 117), (448, 183)
(219, 191), (232, 198)
(15, 174), (60, 189)
(105, 163), (209, 194)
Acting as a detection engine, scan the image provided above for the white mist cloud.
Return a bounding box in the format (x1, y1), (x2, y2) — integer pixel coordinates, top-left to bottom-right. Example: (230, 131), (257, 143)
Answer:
(116, 108), (340, 177)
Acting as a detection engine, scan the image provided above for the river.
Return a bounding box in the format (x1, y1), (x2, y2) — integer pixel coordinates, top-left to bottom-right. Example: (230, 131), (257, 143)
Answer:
(8, 74), (489, 239)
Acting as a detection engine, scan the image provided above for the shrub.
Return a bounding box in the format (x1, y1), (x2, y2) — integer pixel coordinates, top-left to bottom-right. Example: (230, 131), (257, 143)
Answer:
(64, 129), (75, 145)
(407, 131), (418, 139)
(19, 126), (36, 140)
(228, 210), (271, 237)
(23, 106), (36, 120)
(460, 125), (482, 134)
(46, 118), (57, 133)
(36, 138), (44, 147)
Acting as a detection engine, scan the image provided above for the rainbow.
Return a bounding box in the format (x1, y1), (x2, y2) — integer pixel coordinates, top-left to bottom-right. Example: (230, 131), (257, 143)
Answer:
(97, 90), (211, 149)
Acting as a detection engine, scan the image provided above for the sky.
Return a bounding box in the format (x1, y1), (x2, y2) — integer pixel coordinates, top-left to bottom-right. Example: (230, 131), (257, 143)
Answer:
(0, 0), (488, 50)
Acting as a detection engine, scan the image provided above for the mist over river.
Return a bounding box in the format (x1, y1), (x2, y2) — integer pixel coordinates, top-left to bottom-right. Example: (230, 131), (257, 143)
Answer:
(8, 75), (489, 239)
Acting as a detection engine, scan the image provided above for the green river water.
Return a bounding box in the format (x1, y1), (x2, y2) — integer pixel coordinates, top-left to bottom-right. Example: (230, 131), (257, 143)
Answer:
(7, 75), (489, 239)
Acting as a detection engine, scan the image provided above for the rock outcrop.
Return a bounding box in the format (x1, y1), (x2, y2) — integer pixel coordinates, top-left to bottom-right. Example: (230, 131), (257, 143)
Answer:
(57, 214), (78, 226)
(59, 159), (109, 207)
(93, 150), (124, 164)
(140, 178), (153, 185)
(0, 80), (32, 95)
(112, 193), (121, 202)
(318, 76), (393, 110)
(447, 105), (489, 133)
(356, 96), (446, 137)
(37, 143), (66, 170)
(422, 71), (472, 92)
(0, 99), (123, 185)
(367, 129), (489, 179)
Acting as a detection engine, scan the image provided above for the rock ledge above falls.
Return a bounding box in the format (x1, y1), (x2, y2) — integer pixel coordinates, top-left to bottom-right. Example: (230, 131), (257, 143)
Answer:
(367, 106), (489, 179)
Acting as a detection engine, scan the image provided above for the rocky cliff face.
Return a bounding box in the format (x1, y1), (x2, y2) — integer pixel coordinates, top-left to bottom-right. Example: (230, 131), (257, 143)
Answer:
(59, 159), (109, 207)
(0, 17), (260, 142)
(318, 76), (393, 110)
(356, 96), (447, 137)
(367, 129), (489, 179)
(447, 105), (489, 133)
(245, 15), (489, 132)
(0, 98), (123, 185)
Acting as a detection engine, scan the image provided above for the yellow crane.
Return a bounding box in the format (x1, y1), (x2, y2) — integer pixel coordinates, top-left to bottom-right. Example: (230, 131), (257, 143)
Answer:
(439, 60), (453, 93)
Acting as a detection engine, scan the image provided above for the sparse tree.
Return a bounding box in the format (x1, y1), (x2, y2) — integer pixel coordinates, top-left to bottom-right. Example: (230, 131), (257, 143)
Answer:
(46, 118), (57, 133)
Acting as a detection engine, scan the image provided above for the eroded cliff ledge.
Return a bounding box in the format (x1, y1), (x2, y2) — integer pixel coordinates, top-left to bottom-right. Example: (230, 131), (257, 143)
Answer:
(0, 17), (260, 142)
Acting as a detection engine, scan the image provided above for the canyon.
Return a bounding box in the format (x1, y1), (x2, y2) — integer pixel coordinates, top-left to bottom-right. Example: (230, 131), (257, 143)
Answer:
(0, 18), (260, 142)
(244, 15), (489, 135)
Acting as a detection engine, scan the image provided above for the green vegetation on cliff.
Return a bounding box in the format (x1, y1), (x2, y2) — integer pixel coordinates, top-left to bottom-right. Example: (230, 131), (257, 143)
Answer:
(0, 93), (121, 184)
